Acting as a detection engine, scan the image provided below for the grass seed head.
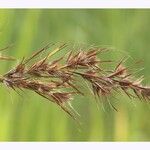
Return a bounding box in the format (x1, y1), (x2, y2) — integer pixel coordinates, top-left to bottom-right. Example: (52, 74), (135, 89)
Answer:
(0, 44), (150, 120)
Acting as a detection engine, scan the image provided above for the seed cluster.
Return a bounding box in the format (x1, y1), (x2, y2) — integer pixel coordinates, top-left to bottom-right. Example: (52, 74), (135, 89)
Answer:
(0, 44), (150, 120)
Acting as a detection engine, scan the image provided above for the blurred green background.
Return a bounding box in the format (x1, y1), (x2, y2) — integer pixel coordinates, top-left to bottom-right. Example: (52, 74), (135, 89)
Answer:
(0, 9), (150, 141)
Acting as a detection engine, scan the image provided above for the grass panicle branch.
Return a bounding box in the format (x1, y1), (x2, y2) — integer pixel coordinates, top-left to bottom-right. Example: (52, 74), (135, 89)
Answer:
(0, 44), (150, 121)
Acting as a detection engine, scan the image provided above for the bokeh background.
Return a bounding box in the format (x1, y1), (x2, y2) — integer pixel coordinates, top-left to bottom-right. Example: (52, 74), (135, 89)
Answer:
(0, 9), (150, 141)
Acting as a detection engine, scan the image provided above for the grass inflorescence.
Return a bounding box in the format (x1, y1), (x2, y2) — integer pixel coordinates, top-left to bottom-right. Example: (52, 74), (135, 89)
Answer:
(0, 44), (150, 121)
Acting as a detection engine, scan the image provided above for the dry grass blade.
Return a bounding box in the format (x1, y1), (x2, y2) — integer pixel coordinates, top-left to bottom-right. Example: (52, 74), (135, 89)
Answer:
(0, 44), (15, 61)
(0, 55), (15, 61)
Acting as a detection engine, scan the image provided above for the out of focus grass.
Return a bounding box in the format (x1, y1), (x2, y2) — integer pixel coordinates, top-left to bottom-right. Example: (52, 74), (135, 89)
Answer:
(0, 9), (150, 141)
